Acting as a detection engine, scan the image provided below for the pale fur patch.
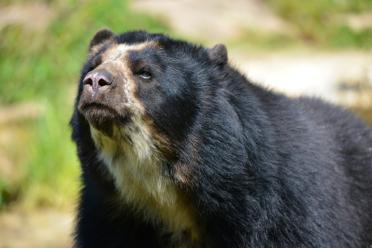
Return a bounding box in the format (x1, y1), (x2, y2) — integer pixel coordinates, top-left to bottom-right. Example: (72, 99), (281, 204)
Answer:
(102, 42), (155, 65)
(90, 123), (199, 241)
(88, 42), (200, 242)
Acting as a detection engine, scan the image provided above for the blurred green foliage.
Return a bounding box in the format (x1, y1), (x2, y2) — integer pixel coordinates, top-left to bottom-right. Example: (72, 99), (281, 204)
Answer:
(0, 0), (168, 209)
(267, 0), (372, 48)
(0, 0), (371, 210)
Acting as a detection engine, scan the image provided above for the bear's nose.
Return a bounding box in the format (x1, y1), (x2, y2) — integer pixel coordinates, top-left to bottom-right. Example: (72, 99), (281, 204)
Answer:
(83, 70), (114, 95)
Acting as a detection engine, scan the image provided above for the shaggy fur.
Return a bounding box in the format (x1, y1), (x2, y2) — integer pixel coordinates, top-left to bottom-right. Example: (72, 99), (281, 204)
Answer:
(70, 29), (372, 248)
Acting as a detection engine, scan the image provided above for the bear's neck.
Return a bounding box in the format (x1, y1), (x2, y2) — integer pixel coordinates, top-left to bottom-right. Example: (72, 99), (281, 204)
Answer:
(89, 123), (201, 243)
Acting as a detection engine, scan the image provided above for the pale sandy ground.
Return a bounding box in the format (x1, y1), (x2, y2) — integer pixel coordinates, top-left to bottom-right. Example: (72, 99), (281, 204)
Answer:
(0, 1), (371, 247)
(233, 51), (372, 106)
(0, 208), (74, 248)
(132, 0), (293, 39)
(133, 0), (372, 106)
(0, 3), (54, 31)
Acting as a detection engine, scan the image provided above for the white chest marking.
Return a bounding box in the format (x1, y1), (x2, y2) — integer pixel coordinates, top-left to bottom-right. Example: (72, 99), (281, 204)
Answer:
(90, 122), (198, 238)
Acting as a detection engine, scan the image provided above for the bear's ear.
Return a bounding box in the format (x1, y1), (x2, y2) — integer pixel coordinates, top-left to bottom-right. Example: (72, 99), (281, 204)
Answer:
(89, 28), (115, 51)
(207, 44), (228, 66)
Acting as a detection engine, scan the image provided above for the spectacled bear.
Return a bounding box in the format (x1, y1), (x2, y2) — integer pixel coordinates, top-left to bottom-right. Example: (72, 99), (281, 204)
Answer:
(70, 29), (372, 248)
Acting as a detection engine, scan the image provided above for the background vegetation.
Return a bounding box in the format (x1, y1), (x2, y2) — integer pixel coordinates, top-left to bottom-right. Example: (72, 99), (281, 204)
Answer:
(267, 0), (372, 48)
(0, 0), (371, 211)
(0, 0), (168, 209)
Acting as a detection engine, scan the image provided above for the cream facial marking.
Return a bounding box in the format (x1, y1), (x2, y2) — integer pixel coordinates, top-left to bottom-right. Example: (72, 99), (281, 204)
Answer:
(102, 42), (154, 64)
(98, 42), (155, 116)
(88, 42), (200, 242)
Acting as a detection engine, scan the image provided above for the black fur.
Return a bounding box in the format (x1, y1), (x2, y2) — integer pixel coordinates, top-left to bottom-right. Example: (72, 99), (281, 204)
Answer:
(70, 30), (372, 247)
(89, 28), (115, 50)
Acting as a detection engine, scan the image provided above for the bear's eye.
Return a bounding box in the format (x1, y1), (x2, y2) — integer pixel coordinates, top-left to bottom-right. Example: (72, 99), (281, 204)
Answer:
(136, 69), (152, 81)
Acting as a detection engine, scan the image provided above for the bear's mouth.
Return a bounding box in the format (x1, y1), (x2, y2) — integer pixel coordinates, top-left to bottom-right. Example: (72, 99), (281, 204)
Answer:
(79, 102), (131, 134)
(80, 102), (118, 116)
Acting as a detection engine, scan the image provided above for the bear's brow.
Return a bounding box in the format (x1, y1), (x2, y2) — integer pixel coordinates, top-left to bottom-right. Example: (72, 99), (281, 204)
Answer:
(103, 42), (157, 62)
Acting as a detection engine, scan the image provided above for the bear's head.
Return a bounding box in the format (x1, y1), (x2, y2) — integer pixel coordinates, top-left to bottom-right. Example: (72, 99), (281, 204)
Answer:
(77, 29), (228, 160)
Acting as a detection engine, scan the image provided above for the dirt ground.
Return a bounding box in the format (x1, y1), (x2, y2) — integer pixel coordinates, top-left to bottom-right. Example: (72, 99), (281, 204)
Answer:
(132, 0), (293, 40)
(0, 3), (54, 31)
(0, 208), (73, 248)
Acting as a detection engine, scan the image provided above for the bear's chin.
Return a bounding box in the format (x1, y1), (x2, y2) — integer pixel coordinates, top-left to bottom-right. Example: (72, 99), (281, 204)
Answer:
(82, 106), (131, 137)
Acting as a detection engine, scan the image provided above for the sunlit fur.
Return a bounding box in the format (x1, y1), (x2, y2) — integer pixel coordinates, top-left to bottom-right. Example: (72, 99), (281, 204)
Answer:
(72, 30), (372, 248)
(88, 43), (200, 241)
(90, 123), (198, 239)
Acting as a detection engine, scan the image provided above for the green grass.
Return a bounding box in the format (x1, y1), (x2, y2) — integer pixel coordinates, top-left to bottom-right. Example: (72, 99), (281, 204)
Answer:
(1, 0), (371, 210)
(0, 0), (169, 209)
(225, 30), (299, 51)
(0, 0), (169, 104)
(267, 0), (372, 49)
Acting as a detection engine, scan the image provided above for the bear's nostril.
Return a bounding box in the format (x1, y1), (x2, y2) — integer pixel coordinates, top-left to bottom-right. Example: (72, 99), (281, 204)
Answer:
(83, 77), (93, 86)
(98, 77), (110, 87)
